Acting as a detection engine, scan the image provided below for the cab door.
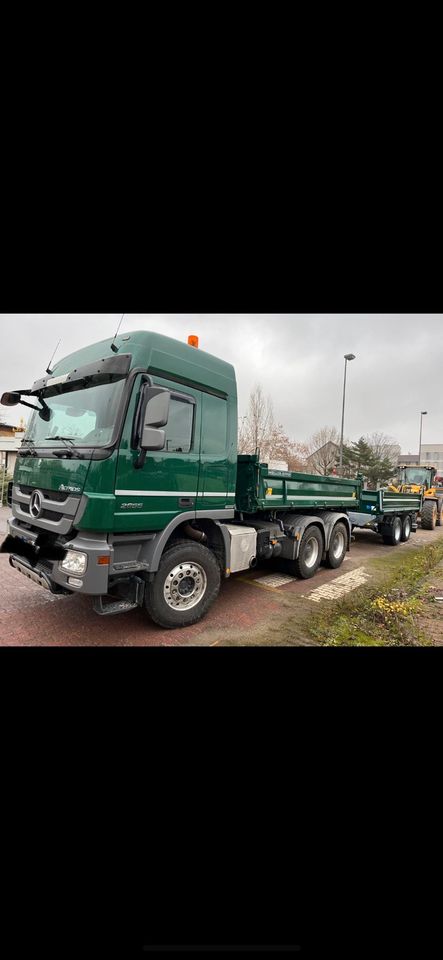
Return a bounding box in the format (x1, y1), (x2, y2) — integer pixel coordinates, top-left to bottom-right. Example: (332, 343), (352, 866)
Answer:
(114, 374), (202, 533)
(196, 391), (232, 513)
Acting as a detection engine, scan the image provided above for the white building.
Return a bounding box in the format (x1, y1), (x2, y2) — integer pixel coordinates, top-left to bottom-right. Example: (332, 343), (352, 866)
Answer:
(398, 444), (443, 476)
(0, 432), (25, 476)
(420, 443), (443, 475)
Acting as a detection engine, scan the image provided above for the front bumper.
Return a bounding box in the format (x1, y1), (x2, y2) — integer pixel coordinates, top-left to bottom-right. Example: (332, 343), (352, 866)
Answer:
(9, 554), (69, 593)
(6, 517), (113, 596)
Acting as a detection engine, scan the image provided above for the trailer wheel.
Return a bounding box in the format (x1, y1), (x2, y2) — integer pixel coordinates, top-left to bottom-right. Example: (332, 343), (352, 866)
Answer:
(325, 522), (348, 569)
(421, 500), (437, 530)
(290, 526), (323, 579)
(400, 515), (412, 542)
(144, 539), (221, 629)
(436, 499), (443, 527)
(382, 516), (402, 546)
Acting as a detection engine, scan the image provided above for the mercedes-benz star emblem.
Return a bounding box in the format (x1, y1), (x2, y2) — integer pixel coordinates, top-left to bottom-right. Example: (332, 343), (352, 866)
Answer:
(30, 489), (43, 519)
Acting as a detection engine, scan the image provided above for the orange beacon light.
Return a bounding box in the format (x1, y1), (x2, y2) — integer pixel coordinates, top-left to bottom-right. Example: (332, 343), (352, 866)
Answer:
(187, 335), (199, 348)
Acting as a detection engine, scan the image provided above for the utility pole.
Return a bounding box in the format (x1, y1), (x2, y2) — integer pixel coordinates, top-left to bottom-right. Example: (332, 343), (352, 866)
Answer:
(339, 353), (356, 473)
(418, 411), (427, 463)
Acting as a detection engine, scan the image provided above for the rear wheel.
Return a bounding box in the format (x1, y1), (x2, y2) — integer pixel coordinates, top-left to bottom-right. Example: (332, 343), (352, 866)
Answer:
(325, 522), (348, 569)
(421, 500), (437, 530)
(289, 526), (323, 579)
(382, 516), (402, 546)
(144, 539), (221, 628)
(400, 515), (412, 542)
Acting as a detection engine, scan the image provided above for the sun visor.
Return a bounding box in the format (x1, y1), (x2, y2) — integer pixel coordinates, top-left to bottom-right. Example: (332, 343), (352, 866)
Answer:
(30, 353), (132, 397)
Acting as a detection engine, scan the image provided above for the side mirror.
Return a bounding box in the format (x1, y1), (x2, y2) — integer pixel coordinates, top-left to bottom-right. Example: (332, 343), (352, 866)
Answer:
(142, 387), (170, 430)
(134, 386), (170, 468)
(140, 387), (170, 451)
(1, 392), (20, 406)
(140, 426), (166, 451)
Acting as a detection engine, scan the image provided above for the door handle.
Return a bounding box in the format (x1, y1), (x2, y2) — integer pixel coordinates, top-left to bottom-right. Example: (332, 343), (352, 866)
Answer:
(179, 498), (195, 507)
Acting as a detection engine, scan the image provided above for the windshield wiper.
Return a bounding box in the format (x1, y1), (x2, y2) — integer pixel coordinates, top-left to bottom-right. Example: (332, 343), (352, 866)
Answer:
(20, 438), (38, 457)
(45, 435), (77, 444)
(44, 436), (77, 458)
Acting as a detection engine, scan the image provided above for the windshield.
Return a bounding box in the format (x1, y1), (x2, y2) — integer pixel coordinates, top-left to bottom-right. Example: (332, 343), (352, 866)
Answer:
(24, 378), (126, 447)
(400, 468), (432, 485)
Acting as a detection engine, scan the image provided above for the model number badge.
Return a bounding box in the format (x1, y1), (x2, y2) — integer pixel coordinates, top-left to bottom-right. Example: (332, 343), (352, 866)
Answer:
(121, 502), (143, 509)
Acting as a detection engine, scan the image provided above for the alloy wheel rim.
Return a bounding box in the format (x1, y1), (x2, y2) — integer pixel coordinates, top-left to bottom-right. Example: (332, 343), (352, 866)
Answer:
(304, 537), (319, 568)
(164, 561), (207, 610)
(332, 530), (345, 559)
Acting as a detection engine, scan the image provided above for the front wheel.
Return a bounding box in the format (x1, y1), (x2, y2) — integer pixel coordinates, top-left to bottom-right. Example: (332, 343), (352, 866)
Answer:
(421, 500), (437, 530)
(436, 499), (443, 527)
(144, 539), (221, 629)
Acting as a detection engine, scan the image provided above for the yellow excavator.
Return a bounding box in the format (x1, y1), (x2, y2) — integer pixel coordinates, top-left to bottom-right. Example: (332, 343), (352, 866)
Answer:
(388, 465), (443, 529)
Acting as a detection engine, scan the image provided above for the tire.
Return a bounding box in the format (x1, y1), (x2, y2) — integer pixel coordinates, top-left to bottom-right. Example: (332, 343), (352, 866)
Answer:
(421, 500), (437, 530)
(382, 516), (402, 546)
(325, 522), (348, 569)
(288, 525), (323, 579)
(400, 515), (412, 542)
(144, 539), (221, 629)
(436, 498), (443, 527)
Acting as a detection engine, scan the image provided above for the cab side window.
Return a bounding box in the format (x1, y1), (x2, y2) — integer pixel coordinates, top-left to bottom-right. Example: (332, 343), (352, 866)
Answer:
(201, 394), (228, 454)
(163, 395), (194, 453)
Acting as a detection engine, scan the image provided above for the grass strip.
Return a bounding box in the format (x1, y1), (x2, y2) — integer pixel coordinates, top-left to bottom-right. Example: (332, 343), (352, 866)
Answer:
(306, 538), (443, 646)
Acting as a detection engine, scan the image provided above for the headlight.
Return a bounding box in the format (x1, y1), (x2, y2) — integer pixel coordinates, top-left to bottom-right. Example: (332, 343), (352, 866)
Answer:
(60, 550), (88, 575)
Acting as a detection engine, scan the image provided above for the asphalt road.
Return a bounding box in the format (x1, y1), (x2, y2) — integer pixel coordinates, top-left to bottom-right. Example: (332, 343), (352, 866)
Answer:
(1, 505), (443, 646)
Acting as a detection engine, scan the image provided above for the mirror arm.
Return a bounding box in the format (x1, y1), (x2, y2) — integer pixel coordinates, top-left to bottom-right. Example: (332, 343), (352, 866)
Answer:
(17, 399), (41, 412)
(131, 375), (152, 451)
(134, 449), (147, 471)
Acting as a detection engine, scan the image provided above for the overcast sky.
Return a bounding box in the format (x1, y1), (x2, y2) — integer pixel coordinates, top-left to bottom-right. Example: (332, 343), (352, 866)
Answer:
(0, 314), (441, 454)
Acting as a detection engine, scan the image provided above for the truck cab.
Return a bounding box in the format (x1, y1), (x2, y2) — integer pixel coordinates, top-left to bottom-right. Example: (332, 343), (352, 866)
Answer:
(2, 331), (239, 625)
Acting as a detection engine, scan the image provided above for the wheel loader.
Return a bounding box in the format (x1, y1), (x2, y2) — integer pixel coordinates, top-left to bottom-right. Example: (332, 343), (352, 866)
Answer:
(388, 465), (443, 529)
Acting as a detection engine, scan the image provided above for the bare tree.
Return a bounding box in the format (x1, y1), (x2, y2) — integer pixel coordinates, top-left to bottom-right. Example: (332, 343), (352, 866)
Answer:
(306, 426), (340, 475)
(238, 384), (308, 468)
(364, 432), (400, 487)
(238, 385), (276, 459)
(366, 432), (401, 466)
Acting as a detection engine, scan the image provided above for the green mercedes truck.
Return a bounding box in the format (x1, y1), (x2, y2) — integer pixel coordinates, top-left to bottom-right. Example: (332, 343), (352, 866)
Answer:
(0, 330), (421, 628)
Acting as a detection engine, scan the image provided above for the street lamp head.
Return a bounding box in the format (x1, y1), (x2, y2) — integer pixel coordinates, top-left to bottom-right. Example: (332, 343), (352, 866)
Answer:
(344, 353), (356, 361)
(421, 410), (427, 415)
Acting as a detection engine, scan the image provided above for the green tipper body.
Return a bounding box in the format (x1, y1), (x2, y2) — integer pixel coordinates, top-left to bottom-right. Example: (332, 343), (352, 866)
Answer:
(358, 488), (423, 517)
(236, 455), (362, 513)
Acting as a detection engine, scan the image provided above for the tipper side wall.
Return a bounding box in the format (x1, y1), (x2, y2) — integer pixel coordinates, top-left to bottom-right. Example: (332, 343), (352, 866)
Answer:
(236, 455), (362, 514)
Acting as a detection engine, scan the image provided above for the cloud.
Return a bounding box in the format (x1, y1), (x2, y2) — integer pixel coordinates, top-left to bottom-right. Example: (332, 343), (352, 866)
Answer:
(0, 313), (440, 453)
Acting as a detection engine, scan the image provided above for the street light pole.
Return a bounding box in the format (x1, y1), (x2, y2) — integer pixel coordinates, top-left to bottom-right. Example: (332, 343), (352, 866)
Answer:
(339, 353), (356, 473)
(418, 410), (427, 463)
